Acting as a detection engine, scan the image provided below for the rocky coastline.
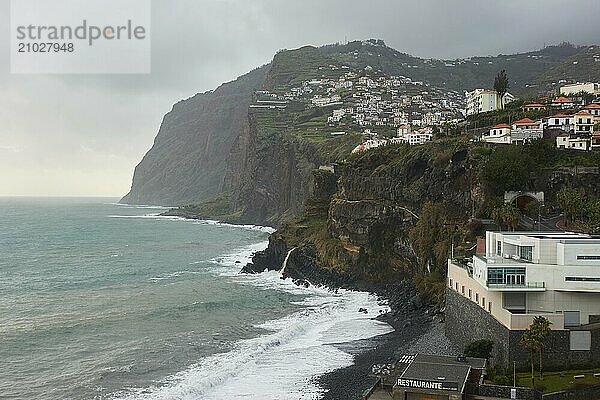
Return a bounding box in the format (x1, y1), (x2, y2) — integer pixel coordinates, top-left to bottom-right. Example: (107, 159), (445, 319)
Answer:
(241, 235), (454, 399)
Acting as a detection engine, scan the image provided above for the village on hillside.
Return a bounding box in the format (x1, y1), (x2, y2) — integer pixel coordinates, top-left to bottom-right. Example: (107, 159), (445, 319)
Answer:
(249, 61), (600, 154)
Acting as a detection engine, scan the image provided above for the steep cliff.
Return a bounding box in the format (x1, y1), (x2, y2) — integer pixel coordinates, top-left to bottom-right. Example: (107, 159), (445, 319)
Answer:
(123, 41), (592, 208)
(121, 66), (268, 206)
(244, 139), (600, 302)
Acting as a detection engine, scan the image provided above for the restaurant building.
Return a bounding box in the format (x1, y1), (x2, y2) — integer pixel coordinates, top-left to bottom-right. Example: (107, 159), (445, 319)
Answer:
(364, 353), (540, 400)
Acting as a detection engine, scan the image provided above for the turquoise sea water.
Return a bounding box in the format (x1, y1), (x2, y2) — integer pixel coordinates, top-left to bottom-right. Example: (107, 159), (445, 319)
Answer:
(0, 198), (392, 400)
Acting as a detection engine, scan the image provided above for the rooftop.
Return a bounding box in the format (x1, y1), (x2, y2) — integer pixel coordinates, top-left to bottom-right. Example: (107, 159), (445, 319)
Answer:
(395, 354), (485, 393)
(497, 231), (597, 240)
(513, 118), (539, 125)
(553, 96), (574, 103)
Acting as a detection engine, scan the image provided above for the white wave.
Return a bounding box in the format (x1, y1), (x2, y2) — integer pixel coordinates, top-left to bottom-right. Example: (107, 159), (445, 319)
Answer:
(115, 243), (393, 400)
(114, 287), (391, 400)
(104, 202), (172, 209)
(107, 214), (275, 234)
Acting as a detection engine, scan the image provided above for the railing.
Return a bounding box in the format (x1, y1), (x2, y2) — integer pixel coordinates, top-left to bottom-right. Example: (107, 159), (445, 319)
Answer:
(451, 258), (473, 277)
(487, 281), (545, 289)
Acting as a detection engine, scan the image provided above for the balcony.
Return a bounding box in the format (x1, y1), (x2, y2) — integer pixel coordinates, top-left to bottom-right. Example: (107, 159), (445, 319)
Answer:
(487, 281), (546, 292)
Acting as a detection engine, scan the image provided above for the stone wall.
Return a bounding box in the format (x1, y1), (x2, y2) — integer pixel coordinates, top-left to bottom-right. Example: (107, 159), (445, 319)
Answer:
(465, 383), (541, 400)
(542, 385), (600, 400)
(445, 289), (600, 369)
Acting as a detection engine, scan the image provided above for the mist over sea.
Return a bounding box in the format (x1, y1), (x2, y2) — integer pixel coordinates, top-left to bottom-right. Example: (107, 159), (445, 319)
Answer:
(0, 198), (391, 399)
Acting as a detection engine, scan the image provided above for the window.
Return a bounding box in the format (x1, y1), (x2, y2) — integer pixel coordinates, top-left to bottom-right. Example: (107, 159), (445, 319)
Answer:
(555, 119), (559, 124)
(488, 302), (492, 313)
(468, 289), (472, 299)
(496, 241), (502, 256)
(449, 278), (453, 288)
(577, 255), (600, 260)
(566, 277), (600, 282)
(482, 297), (486, 307)
(456, 282), (459, 291)
(461, 285), (465, 295)
(488, 267), (526, 285)
(520, 246), (533, 261)
(475, 293), (479, 303)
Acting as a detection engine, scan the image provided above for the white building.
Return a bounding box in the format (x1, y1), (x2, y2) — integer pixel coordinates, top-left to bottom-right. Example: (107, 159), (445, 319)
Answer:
(481, 123), (511, 144)
(560, 82), (600, 96)
(448, 231), (600, 331)
(400, 132), (433, 146)
(583, 103), (600, 123)
(556, 133), (591, 151)
(573, 111), (595, 135)
(351, 138), (388, 154)
(550, 96), (577, 109)
(545, 113), (574, 132)
(510, 118), (544, 144)
(312, 94), (342, 107)
(397, 124), (410, 136)
(465, 89), (514, 116)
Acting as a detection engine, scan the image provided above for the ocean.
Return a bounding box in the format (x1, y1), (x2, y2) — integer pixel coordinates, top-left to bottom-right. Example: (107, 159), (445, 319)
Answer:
(0, 197), (393, 400)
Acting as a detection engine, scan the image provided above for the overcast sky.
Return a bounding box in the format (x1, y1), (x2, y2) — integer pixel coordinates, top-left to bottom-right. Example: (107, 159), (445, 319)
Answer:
(1, 0), (599, 197)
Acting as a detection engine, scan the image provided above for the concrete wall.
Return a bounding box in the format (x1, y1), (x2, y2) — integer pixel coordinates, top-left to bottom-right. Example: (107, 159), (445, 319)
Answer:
(445, 289), (600, 369)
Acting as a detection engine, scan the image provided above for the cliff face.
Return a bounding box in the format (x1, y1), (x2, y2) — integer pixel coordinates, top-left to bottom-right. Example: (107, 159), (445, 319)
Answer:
(121, 67), (268, 206)
(122, 41), (592, 209)
(244, 140), (479, 302)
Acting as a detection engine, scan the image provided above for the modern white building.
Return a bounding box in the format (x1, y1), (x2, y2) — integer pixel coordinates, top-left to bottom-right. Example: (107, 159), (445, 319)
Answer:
(465, 89), (514, 116)
(560, 82), (600, 96)
(448, 231), (600, 332)
(482, 119), (543, 145)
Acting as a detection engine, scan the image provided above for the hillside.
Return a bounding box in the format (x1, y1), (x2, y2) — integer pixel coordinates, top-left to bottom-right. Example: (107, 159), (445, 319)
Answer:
(122, 41), (596, 210)
(243, 139), (600, 303)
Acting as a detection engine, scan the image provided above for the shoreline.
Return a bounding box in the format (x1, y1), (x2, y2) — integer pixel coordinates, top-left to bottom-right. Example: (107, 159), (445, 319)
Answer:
(159, 211), (454, 398)
(317, 294), (456, 400)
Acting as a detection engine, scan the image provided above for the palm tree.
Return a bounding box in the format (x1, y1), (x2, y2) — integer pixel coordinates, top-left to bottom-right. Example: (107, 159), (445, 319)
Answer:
(521, 316), (552, 386)
(521, 328), (537, 387)
(494, 70), (510, 109)
(531, 316), (552, 380)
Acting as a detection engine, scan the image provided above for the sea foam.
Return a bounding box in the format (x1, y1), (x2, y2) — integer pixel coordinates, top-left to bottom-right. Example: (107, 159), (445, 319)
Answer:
(113, 233), (392, 400)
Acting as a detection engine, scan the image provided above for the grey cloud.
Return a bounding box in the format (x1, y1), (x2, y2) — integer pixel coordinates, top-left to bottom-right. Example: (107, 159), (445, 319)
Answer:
(0, 0), (599, 195)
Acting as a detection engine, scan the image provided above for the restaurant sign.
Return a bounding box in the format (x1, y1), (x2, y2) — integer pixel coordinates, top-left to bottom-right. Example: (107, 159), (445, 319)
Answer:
(396, 378), (459, 391)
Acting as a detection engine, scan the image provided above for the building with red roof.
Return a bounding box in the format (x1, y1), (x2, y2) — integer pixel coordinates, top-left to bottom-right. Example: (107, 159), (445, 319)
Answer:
(550, 96), (577, 109)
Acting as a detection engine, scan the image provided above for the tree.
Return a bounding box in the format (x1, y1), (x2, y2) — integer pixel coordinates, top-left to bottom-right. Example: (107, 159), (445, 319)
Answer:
(491, 203), (521, 231)
(556, 187), (586, 227)
(409, 202), (450, 274)
(481, 146), (534, 196)
(531, 316), (552, 380)
(521, 316), (552, 386)
(464, 339), (494, 360)
(494, 70), (510, 109)
(521, 326), (538, 387)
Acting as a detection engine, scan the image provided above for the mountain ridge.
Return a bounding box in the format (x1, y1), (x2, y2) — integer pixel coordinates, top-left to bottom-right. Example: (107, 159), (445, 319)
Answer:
(121, 41), (598, 211)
